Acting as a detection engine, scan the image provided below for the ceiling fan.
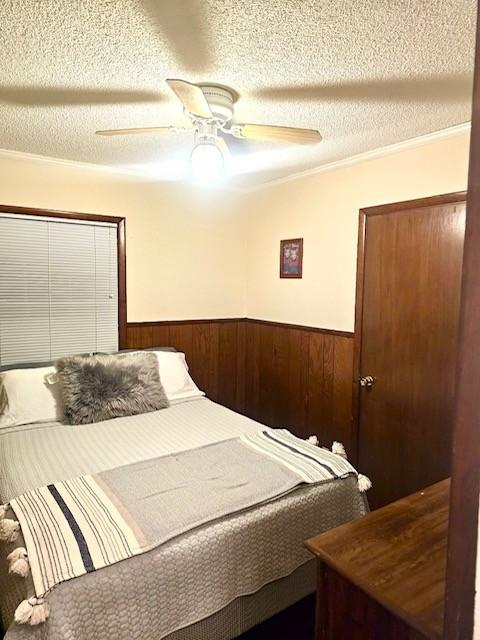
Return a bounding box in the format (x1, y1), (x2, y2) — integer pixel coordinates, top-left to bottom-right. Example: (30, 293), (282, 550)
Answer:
(95, 79), (322, 180)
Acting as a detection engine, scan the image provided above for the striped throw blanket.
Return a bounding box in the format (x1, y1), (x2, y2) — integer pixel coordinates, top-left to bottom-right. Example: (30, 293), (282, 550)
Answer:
(0, 430), (368, 626)
(240, 430), (360, 483)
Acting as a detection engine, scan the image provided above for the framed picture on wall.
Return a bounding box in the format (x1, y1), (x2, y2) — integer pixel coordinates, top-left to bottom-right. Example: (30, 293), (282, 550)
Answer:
(280, 238), (303, 278)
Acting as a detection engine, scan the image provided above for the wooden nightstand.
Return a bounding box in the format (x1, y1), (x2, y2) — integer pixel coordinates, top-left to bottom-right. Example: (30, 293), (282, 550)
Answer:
(305, 480), (449, 640)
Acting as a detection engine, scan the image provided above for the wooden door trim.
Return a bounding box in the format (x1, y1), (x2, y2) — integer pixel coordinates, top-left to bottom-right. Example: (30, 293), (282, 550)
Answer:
(127, 318), (354, 338)
(444, 6), (480, 637)
(351, 191), (467, 467)
(0, 204), (127, 349)
(356, 192), (467, 217)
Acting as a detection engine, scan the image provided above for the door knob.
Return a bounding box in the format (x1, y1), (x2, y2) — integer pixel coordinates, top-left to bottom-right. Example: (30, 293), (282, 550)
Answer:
(359, 375), (375, 388)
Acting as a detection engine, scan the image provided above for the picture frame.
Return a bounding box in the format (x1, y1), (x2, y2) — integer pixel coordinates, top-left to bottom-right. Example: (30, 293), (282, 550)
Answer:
(280, 238), (303, 278)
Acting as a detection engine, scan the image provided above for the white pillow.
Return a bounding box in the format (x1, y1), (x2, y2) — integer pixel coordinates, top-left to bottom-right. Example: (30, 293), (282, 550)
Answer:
(0, 366), (63, 429)
(151, 352), (204, 403)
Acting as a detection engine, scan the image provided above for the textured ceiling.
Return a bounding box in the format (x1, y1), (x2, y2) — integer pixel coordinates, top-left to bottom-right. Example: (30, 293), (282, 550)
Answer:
(0, 0), (476, 188)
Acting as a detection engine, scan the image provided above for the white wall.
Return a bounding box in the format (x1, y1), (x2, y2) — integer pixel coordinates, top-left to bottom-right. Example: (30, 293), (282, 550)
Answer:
(0, 154), (247, 322)
(245, 132), (470, 332)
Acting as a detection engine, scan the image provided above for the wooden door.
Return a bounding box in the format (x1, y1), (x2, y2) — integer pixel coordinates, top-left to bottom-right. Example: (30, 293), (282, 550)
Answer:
(355, 193), (466, 509)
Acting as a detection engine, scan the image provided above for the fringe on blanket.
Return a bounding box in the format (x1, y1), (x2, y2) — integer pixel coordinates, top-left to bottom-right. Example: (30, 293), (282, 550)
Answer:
(306, 435), (372, 493)
(0, 506), (47, 626)
(0, 504), (19, 543)
(0, 505), (44, 624)
(7, 546), (30, 577)
(14, 597), (50, 625)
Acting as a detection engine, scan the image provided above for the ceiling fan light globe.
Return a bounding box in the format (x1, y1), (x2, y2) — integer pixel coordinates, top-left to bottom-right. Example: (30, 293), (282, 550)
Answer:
(190, 141), (224, 181)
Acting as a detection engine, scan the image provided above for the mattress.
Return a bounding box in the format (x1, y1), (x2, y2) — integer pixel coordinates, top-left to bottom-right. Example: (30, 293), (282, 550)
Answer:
(0, 398), (264, 501)
(0, 398), (368, 639)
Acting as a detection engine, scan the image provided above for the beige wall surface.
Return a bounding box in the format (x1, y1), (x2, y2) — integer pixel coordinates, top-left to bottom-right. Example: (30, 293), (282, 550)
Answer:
(0, 155), (247, 322)
(245, 132), (470, 332)
(0, 132), (470, 329)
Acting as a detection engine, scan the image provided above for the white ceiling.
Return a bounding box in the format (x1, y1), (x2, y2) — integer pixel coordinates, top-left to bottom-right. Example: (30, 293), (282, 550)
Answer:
(0, 0), (476, 188)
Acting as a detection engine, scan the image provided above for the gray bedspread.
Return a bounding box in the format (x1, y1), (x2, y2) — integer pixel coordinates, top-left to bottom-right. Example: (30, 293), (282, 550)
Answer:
(0, 398), (368, 640)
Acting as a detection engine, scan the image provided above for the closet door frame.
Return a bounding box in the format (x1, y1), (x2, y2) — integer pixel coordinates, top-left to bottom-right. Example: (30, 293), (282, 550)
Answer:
(0, 204), (127, 349)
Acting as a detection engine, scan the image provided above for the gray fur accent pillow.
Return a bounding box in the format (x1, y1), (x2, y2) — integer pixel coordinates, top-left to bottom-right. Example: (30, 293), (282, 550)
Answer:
(55, 352), (169, 425)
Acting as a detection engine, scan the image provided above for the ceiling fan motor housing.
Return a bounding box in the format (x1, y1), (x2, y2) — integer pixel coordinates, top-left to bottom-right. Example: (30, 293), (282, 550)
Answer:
(194, 121), (219, 144)
(198, 85), (235, 124)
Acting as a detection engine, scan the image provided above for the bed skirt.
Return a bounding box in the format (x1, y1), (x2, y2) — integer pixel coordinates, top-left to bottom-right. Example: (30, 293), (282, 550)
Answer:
(164, 560), (316, 640)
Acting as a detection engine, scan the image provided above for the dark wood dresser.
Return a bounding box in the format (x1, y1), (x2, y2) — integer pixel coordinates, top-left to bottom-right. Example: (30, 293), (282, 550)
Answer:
(305, 480), (449, 640)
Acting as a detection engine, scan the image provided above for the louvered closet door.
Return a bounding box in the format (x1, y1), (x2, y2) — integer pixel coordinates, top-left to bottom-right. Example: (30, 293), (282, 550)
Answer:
(0, 215), (118, 366)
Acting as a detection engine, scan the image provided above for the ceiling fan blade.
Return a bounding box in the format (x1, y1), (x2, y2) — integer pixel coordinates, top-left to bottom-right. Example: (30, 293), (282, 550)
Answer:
(216, 136), (230, 157)
(218, 130), (251, 155)
(166, 79), (212, 119)
(0, 87), (163, 106)
(140, 0), (211, 73)
(232, 124), (322, 145)
(96, 126), (179, 136)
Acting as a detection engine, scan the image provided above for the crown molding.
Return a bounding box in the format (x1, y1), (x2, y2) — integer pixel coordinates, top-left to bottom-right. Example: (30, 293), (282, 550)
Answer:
(245, 122), (472, 192)
(0, 146), (149, 178)
(0, 121), (471, 194)
(0, 147), (245, 193)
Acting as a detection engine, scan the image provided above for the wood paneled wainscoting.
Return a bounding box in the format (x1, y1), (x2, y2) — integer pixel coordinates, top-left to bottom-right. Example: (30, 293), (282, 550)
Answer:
(126, 319), (247, 414)
(126, 319), (356, 458)
(244, 320), (355, 455)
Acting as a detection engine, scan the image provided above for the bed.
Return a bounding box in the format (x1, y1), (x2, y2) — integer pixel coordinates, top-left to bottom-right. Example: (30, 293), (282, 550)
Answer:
(0, 353), (368, 640)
